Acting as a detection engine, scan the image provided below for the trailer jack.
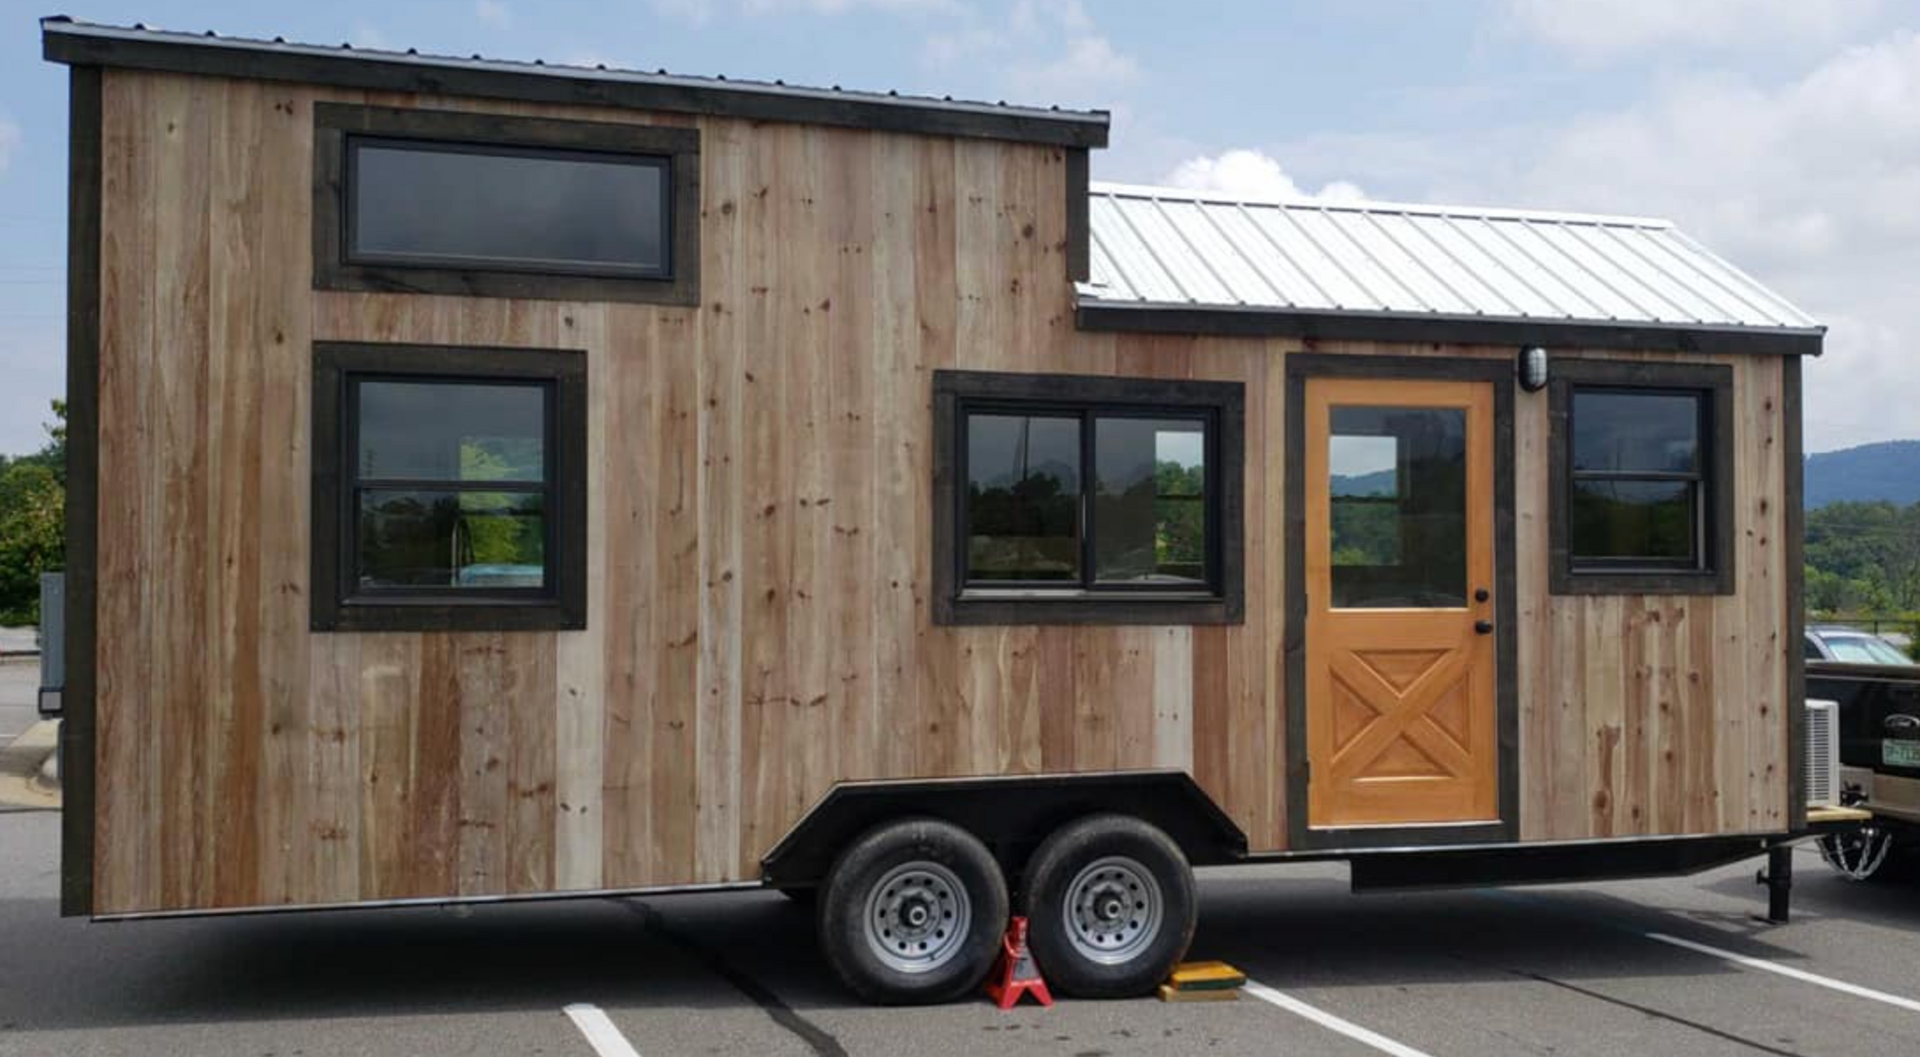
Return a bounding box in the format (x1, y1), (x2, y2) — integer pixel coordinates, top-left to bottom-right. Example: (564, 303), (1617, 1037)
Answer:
(1756, 845), (1793, 923)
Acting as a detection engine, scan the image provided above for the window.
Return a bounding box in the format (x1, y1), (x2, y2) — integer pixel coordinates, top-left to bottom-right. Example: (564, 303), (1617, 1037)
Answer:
(1328, 407), (1468, 609)
(933, 370), (1245, 625)
(312, 343), (587, 631)
(1549, 360), (1734, 595)
(314, 104), (699, 305)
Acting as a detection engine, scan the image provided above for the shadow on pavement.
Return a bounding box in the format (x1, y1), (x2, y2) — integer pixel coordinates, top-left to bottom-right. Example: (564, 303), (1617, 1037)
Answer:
(0, 889), (833, 1032)
(0, 861), (1861, 1034)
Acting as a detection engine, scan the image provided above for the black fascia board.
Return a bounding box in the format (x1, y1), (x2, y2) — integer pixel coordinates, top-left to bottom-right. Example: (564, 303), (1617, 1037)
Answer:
(1075, 302), (1827, 358)
(42, 18), (1110, 149)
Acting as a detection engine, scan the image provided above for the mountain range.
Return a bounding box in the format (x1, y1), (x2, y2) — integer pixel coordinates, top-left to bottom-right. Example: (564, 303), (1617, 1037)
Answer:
(1805, 440), (1920, 508)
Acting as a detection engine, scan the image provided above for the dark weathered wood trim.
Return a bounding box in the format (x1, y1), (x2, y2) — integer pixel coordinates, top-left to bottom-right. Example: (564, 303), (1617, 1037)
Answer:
(1064, 148), (1090, 284)
(43, 20), (1109, 149)
(311, 342), (588, 633)
(931, 369), (1245, 627)
(1784, 356), (1807, 830)
(1547, 358), (1736, 597)
(61, 64), (102, 919)
(313, 104), (700, 305)
(1284, 353), (1521, 852)
(1076, 303), (1826, 358)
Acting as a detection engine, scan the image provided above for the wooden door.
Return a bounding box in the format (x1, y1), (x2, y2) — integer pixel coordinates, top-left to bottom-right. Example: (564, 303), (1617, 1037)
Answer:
(1304, 378), (1498, 829)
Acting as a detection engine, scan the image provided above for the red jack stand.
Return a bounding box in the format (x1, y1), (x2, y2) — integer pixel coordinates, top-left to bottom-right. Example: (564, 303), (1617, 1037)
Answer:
(985, 916), (1053, 1009)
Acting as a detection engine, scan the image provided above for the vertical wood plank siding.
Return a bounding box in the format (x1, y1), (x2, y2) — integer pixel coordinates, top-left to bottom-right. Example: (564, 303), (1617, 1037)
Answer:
(90, 69), (1794, 913)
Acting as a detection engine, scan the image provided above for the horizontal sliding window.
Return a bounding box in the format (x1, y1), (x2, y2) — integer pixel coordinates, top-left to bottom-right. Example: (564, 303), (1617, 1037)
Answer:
(314, 104), (700, 305)
(1549, 360), (1734, 596)
(964, 412), (1211, 588)
(312, 343), (587, 632)
(348, 138), (669, 278)
(935, 370), (1245, 626)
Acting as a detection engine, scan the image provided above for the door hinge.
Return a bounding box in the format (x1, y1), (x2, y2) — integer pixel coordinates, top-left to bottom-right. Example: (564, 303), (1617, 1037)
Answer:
(1303, 760), (1311, 784)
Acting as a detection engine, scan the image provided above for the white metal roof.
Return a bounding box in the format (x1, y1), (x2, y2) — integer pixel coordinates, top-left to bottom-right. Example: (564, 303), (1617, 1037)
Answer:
(1080, 182), (1821, 333)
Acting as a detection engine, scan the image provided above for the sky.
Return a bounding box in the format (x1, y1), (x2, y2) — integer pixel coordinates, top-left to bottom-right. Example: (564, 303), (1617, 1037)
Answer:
(1, 0), (1917, 455)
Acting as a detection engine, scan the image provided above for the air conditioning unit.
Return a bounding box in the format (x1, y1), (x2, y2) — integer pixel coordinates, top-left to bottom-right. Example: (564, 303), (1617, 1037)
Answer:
(1806, 699), (1841, 809)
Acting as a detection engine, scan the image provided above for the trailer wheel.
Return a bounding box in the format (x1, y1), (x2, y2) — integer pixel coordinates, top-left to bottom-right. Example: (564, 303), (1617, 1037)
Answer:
(1021, 814), (1196, 999)
(817, 817), (1008, 1005)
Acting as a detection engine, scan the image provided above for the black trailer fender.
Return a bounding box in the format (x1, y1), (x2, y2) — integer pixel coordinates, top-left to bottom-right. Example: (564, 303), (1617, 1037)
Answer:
(761, 770), (1247, 889)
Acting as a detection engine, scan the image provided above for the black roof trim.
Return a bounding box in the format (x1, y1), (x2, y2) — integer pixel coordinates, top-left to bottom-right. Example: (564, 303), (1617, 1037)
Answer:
(1075, 301), (1826, 357)
(41, 17), (1110, 149)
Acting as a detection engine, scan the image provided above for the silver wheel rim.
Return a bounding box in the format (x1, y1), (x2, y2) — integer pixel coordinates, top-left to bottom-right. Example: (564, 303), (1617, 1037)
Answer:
(862, 861), (972, 974)
(1063, 855), (1162, 965)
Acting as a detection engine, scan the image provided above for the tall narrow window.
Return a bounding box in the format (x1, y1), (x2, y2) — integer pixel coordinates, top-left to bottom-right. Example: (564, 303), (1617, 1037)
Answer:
(1549, 360), (1734, 595)
(312, 343), (587, 631)
(934, 371), (1245, 625)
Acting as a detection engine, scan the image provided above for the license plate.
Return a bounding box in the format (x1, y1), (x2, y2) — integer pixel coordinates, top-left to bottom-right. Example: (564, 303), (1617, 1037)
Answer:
(1883, 740), (1920, 768)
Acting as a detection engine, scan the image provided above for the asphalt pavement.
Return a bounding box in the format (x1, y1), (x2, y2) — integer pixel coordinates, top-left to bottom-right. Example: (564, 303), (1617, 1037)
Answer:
(4, 807), (1920, 1057)
(0, 658), (39, 744)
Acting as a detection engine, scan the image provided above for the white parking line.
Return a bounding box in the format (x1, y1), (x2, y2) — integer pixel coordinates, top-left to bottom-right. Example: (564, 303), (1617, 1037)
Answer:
(1244, 980), (1435, 1057)
(1647, 932), (1920, 1014)
(564, 1003), (643, 1057)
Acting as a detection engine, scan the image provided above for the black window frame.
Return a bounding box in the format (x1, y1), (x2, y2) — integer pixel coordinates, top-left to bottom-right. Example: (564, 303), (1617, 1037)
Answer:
(933, 369), (1245, 626)
(1548, 359), (1735, 596)
(311, 342), (588, 632)
(313, 103), (700, 306)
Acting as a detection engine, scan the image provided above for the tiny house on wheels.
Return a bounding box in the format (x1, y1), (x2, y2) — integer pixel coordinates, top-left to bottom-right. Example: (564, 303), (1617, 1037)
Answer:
(46, 18), (1825, 1004)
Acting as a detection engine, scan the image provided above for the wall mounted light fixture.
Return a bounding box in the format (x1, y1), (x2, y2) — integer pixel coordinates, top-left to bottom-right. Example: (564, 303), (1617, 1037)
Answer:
(1517, 346), (1549, 392)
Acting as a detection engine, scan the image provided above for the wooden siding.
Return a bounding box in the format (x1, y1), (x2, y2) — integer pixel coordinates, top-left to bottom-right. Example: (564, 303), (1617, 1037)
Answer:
(89, 68), (1791, 914)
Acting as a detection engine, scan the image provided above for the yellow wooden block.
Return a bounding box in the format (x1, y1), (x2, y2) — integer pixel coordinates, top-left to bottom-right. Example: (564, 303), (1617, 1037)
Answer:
(1159, 983), (1240, 1003)
(1167, 961), (1247, 989)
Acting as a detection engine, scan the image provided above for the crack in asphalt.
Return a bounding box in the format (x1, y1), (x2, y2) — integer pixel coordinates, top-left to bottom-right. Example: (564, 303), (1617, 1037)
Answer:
(1505, 967), (1805, 1057)
(619, 899), (850, 1057)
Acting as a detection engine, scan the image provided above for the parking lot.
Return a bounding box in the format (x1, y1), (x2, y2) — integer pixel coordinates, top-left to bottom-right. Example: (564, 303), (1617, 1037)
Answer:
(2, 805), (1919, 1057)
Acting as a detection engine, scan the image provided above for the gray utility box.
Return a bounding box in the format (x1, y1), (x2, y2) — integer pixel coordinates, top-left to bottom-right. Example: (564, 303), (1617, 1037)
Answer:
(38, 571), (63, 718)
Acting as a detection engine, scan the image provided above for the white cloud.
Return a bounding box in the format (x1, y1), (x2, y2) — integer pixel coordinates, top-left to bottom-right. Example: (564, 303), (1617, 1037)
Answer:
(1164, 149), (1365, 203)
(1509, 32), (1920, 449)
(349, 21), (390, 50)
(916, 1), (1137, 113)
(1007, 35), (1137, 107)
(476, 0), (512, 30)
(657, 0), (961, 22)
(0, 117), (18, 176)
(1245, 29), (1920, 450)
(1504, 0), (1882, 60)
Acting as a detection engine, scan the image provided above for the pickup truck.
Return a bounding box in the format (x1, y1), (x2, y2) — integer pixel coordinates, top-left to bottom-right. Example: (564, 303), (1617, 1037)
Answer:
(1811, 659), (1920, 879)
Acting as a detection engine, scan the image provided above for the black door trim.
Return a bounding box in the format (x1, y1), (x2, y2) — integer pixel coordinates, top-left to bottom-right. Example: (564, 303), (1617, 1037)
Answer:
(1284, 353), (1520, 851)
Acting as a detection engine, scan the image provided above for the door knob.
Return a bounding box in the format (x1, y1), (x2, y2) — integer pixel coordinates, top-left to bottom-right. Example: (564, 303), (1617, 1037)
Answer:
(1474, 620), (1494, 635)
(1474, 587), (1491, 603)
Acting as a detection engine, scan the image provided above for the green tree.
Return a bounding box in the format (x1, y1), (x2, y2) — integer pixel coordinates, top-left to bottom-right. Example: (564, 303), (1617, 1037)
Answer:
(0, 402), (69, 625)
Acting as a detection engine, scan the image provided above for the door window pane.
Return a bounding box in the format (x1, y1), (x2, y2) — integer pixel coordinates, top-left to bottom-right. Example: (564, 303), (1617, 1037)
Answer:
(1094, 417), (1208, 584)
(1328, 406), (1467, 609)
(965, 414), (1082, 582)
(357, 490), (547, 590)
(1570, 479), (1694, 563)
(357, 381), (546, 481)
(351, 140), (668, 276)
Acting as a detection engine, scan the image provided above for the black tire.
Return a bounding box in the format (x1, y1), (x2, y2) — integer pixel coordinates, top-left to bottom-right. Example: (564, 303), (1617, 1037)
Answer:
(1020, 814), (1196, 999)
(817, 817), (1009, 1005)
